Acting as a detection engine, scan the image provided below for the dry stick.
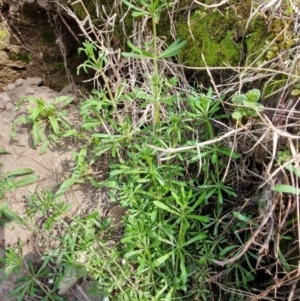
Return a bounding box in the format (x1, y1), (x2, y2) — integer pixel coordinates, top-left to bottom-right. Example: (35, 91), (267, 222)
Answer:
(147, 129), (242, 155)
(212, 198), (278, 267)
(75, 284), (93, 301)
(193, 0), (229, 9)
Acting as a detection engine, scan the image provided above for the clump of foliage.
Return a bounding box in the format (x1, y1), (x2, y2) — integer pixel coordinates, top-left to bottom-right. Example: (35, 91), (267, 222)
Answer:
(231, 88), (264, 123)
(2, 0), (300, 300)
(0, 148), (38, 199)
(10, 96), (76, 155)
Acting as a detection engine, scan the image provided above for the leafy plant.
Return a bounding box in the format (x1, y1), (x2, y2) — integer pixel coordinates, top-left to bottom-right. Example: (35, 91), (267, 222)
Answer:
(10, 95), (77, 155)
(7, 256), (62, 301)
(291, 83), (300, 96)
(231, 89), (264, 123)
(0, 162), (39, 199)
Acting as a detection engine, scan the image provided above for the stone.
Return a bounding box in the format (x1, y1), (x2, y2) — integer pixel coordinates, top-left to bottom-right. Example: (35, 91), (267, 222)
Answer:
(0, 92), (10, 102)
(25, 87), (35, 94)
(26, 77), (43, 86)
(5, 102), (13, 111)
(0, 50), (8, 65)
(6, 83), (15, 91)
(15, 78), (24, 86)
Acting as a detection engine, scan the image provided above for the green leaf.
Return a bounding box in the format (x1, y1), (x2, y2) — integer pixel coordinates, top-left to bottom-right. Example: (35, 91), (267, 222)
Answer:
(132, 11), (147, 17)
(242, 100), (259, 108)
(55, 177), (77, 197)
(32, 122), (42, 147)
(285, 164), (300, 178)
(291, 89), (300, 96)
(55, 95), (74, 104)
(126, 40), (153, 57)
(278, 248), (291, 272)
(186, 214), (209, 223)
(0, 148), (9, 155)
(39, 139), (50, 155)
(179, 251), (187, 283)
(5, 168), (34, 179)
(232, 111), (243, 119)
(273, 184), (300, 194)
(231, 94), (247, 104)
(219, 245), (239, 257)
(233, 211), (251, 223)
(49, 116), (61, 135)
(153, 201), (178, 215)
(121, 52), (153, 59)
(184, 233), (207, 246)
(152, 252), (171, 268)
(191, 193), (207, 210)
(122, 0), (146, 13)
(0, 203), (23, 225)
(246, 89), (261, 102)
(124, 250), (142, 258)
(217, 148), (239, 158)
(158, 39), (186, 58)
(13, 175), (39, 188)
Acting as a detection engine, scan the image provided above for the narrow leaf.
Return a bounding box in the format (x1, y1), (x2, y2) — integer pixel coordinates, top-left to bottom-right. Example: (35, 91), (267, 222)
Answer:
(39, 139), (50, 155)
(0, 148), (9, 155)
(184, 233), (207, 246)
(273, 184), (300, 195)
(186, 214), (209, 223)
(233, 211), (251, 223)
(153, 201), (178, 215)
(13, 175), (39, 188)
(152, 252), (171, 268)
(55, 177), (77, 197)
(49, 116), (61, 135)
(5, 168), (34, 179)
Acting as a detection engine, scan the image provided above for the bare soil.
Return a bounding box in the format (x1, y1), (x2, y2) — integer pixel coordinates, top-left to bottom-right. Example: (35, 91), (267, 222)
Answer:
(0, 77), (109, 300)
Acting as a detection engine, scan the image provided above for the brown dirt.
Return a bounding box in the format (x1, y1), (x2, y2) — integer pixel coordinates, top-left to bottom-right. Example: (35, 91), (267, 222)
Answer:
(0, 77), (107, 300)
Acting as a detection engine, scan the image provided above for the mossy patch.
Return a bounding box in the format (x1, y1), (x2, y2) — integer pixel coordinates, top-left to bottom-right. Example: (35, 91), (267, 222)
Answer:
(0, 23), (10, 50)
(9, 52), (32, 64)
(39, 26), (56, 45)
(0, 30), (8, 40)
(176, 10), (241, 67)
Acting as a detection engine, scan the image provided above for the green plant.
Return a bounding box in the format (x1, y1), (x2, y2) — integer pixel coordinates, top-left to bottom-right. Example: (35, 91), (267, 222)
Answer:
(54, 61), (65, 72)
(10, 96), (77, 155)
(9, 52), (32, 64)
(291, 83), (300, 96)
(0, 148), (39, 199)
(231, 89), (264, 123)
(40, 0), (240, 299)
(8, 257), (62, 301)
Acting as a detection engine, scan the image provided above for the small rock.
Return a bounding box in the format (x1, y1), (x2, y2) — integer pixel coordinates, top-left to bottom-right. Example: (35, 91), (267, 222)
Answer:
(26, 77), (43, 86)
(5, 102), (13, 111)
(0, 92), (10, 102)
(25, 87), (35, 94)
(15, 78), (24, 86)
(6, 83), (15, 91)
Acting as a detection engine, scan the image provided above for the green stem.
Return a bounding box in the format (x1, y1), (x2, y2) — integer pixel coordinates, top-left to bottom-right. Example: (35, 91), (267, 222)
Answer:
(100, 71), (124, 127)
(151, 1), (160, 128)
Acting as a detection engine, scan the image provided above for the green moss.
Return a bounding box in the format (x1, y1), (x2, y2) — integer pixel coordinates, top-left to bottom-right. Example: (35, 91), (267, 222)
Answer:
(9, 52), (32, 64)
(0, 30), (8, 40)
(244, 17), (270, 64)
(0, 27), (10, 50)
(54, 61), (65, 72)
(176, 10), (241, 67)
(39, 26), (56, 45)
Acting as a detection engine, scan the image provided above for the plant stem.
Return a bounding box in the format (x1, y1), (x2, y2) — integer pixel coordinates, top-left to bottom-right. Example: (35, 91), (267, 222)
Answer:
(151, 1), (160, 128)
